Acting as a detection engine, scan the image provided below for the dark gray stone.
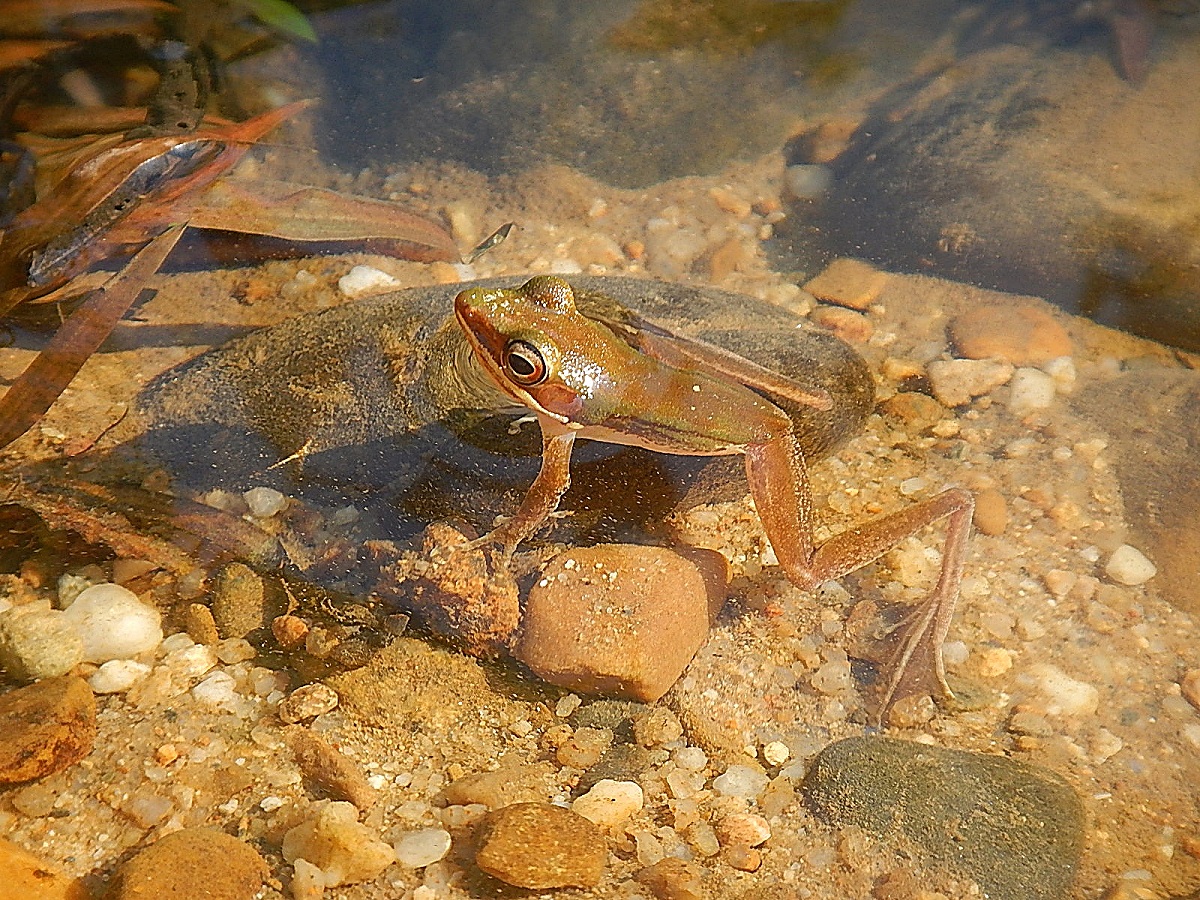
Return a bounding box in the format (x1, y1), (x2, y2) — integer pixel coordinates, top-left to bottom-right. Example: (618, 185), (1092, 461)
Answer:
(802, 736), (1084, 900)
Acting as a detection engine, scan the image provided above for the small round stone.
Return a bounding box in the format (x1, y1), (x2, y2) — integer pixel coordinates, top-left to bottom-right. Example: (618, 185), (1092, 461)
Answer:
(89, 659), (151, 694)
(1104, 544), (1157, 586)
(107, 828), (268, 899)
(62, 583), (162, 664)
(715, 812), (771, 848)
(279, 683), (340, 724)
(972, 488), (1009, 536)
(338, 264), (400, 298)
(571, 779), (645, 828)
(1006, 367), (1057, 416)
(393, 828), (452, 868)
(712, 765), (769, 800)
(762, 741), (790, 767)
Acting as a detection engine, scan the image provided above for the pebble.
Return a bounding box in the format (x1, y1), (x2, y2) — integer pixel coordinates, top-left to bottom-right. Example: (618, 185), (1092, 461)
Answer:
(282, 801), (395, 886)
(242, 486), (288, 517)
(0, 837), (92, 900)
(393, 828), (452, 868)
(972, 487), (1010, 536)
(210, 562), (283, 639)
(1181, 669), (1200, 712)
(1023, 663), (1100, 718)
(712, 764), (769, 800)
(107, 828), (268, 899)
(441, 761), (557, 808)
(184, 602), (219, 644)
(947, 304), (1073, 365)
(926, 358), (1014, 407)
(88, 659), (151, 694)
(337, 264), (400, 298)
(0, 603), (83, 680)
(802, 737), (1083, 900)
(762, 740), (790, 767)
(784, 163), (834, 199)
(284, 726), (379, 810)
(634, 856), (707, 900)
(571, 778), (645, 827)
(0, 675), (96, 784)
(1104, 544), (1157, 586)
(279, 683), (340, 724)
(803, 258), (889, 310)
(516, 544), (727, 703)
(715, 812), (771, 848)
(473, 802), (607, 889)
(61, 583), (162, 664)
(809, 305), (875, 343)
(1007, 367), (1057, 416)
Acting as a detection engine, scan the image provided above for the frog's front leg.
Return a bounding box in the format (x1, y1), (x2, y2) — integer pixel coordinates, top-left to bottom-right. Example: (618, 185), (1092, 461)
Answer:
(480, 425), (576, 555)
(746, 432), (974, 716)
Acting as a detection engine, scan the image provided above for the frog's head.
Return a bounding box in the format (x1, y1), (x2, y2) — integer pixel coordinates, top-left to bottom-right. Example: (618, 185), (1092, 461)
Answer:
(454, 276), (619, 425)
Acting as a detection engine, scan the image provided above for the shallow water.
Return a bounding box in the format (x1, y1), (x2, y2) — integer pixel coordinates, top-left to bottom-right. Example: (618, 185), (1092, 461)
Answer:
(2, 1), (1199, 898)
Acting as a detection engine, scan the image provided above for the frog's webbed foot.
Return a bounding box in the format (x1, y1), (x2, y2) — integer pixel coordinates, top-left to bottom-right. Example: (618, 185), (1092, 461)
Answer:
(870, 590), (957, 723)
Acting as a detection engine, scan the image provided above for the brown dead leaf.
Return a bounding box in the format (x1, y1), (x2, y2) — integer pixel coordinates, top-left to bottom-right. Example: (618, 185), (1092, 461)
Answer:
(189, 179), (460, 263)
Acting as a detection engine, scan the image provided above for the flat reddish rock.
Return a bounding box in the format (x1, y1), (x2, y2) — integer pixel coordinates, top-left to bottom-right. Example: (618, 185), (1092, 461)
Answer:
(803, 258), (890, 310)
(474, 802), (606, 889)
(107, 828), (268, 900)
(515, 545), (727, 702)
(948, 305), (1073, 364)
(0, 675), (96, 785)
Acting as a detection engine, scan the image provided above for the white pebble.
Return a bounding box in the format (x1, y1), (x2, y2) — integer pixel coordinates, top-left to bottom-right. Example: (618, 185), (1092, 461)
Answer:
(1041, 356), (1076, 393)
(243, 486), (288, 518)
(393, 828), (452, 868)
(555, 694), (582, 717)
(672, 746), (708, 771)
(62, 583), (162, 663)
(926, 358), (1014, 407)
(712, 765), (769, 800)
(1105, 544), (1156, 586)
(716, 812), (771, 847)
(762, 741), (790, 767)
(1026, 663), (1100, 718)
(1006, 367), (1057, 416)
(89, 659), (151, 693)
(572, 779), (644, 827)
(163, 643), (218, 679)
(338, 265), (399, 298)
(192, 670), (238, 705)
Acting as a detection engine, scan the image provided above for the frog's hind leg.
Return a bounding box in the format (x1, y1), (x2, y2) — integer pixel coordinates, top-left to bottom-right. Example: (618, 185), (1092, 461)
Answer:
(745, 433), (975, 719)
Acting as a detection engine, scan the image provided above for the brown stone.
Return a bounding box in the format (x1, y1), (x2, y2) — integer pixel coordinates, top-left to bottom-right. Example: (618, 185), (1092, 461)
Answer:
(634, 857), (707, 900)
(284, 725), (378, 810)
(184, 603), (219, 645)
(948, 305), (1073, 365)
(107, 828), (268, 900)
(810, 305), (875, 344)
(880, 392), (945, 432)
(972, 488), (1010, 536)
(474, 802), (607, 889)
(441, 761), (558, 809)
(0, 676), (96, 785)
(0, 838), (92, 900)
(515, 545), (726, 702)
(803, 258), (889, 310)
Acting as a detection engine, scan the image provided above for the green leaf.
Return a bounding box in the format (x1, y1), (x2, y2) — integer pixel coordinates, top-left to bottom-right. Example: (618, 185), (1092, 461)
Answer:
(236, 0), (318, 42)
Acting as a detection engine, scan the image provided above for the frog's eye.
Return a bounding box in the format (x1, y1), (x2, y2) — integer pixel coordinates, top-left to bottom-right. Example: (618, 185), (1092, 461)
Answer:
(503, 340), (547, 386)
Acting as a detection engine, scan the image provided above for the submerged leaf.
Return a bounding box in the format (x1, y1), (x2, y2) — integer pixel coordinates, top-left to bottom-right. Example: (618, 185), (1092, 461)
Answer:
(189, 180), (460, 262)
(0, 99), (310, 314)
(0, 224), (184, 450)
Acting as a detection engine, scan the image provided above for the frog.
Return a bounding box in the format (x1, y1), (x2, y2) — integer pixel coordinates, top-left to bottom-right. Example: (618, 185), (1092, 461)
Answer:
(452, 275), (975, 715)
(138, 273), (969, 714)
